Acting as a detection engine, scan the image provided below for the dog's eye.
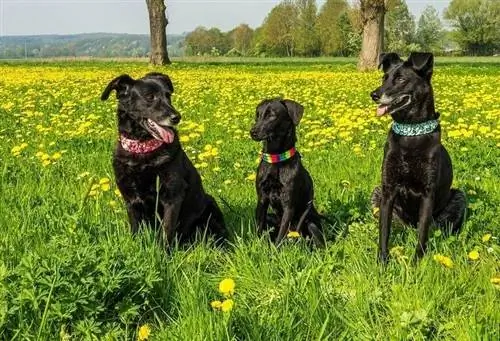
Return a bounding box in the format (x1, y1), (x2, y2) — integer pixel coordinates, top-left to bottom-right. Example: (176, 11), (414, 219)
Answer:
(395, 76), (405, 83)
(145, 93), (155, 102)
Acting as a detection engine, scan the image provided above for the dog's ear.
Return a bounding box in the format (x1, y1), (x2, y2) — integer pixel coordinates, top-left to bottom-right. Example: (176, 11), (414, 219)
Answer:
(282, 99), (304, 126)
(101, 74), (135, 100)
(407, 52), (433, 80)
(145, 72), (174, 93)
(379, 53), (402, 73)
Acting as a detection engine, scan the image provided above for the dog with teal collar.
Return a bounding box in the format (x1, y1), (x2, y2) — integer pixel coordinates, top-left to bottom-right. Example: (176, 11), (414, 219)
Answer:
(370, 52), (466, 264)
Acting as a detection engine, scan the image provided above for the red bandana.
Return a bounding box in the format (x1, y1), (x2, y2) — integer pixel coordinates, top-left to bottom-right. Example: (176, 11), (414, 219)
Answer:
(119, 134), (164, 154)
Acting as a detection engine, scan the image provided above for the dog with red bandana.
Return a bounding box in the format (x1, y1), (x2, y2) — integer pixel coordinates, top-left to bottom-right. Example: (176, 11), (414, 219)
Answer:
(101, 72), (227, 246)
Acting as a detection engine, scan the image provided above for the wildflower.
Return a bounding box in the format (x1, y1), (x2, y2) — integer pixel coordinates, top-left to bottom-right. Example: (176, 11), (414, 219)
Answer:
(468, 250), (479, 261)
(114, 189), (122, 197)
(210, 300), (222, 309)
(245, 173), (256, 181)
(218, 278), (235, 296)
(221, 299), (234, 312)
(433, 254), (454, 268)
(287, 231), (300, 238)
(390, 246), (404, 257)
(99, 177), (110, 184)
(491, 276), (500, 286)
(51, 152), (62, 160)
(482, 233), (492, 243)
(101, 183), (110, 191)
(137, 324), (151, 341)
(109, 200), (117, 208)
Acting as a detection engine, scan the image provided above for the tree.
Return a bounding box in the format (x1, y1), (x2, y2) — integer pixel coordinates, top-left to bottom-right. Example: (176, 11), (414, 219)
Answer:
(444, 0), (500, 55)
(317, 0), (349, 55)
(358, 0), (385, 71)
(385, 0), (417, 54)
(228, 24), (254, 56)
(260, 2), (299, 56)
(146, 0), (170, 64)
(185, 27), (230, 56)
(416, 6), (444, 53)
(293, 0), (321, 56)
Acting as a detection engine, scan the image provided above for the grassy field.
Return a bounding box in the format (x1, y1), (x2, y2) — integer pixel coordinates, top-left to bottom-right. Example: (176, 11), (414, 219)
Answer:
(0, 59), (499, 340)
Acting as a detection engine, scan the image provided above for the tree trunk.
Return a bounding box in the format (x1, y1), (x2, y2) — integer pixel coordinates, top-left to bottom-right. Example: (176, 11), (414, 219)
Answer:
(358, 0), (385, 71)
(146, 0), (171, 65)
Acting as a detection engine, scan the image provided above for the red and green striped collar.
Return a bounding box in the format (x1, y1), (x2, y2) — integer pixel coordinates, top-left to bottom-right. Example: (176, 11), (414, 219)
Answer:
(260, 147), (297, 164)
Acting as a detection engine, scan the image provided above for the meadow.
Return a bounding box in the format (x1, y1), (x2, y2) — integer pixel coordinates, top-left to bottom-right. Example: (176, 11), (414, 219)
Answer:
(0, 59), (499, 340)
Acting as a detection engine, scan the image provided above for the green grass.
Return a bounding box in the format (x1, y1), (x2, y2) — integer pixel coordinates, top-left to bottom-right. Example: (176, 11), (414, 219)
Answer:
(0, 60), (499, 340)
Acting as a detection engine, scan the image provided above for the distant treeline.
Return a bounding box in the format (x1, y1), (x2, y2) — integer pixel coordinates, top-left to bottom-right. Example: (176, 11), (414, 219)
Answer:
(0, 33), (186, 59)
(184, 0), (499, 57)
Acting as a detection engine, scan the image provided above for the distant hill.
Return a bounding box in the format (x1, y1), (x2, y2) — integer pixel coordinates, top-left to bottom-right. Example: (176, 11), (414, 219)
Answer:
(0, 33), (186, 59)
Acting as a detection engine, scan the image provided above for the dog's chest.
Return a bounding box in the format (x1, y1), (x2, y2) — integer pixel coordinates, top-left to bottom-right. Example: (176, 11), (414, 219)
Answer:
(259, 168), (284, 201)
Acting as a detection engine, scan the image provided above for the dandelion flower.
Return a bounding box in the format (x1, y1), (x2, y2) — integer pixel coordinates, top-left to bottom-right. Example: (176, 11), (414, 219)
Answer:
(210, 300), (222, 309)
(137, 324), (151, 341)
(219, 278), (235, 296)
(482, 233), (492, 242)
(221, 299), (234, 312)
(100, 183), (110, 191)
(245, 173), (256, 181)
(51, 152), (62, 160)
(468, 250), (479, 261)
(287, 231), (300, 238)
(99, 177), (110, 184)
(491, 276), (500, 286)
(433, 254), (454, 268)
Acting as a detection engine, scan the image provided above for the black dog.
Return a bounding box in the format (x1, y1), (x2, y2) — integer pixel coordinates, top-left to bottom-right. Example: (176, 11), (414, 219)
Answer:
(370, 52), (466, 263)
(250, 98), (326, 247)
(101, 72), (226, 245)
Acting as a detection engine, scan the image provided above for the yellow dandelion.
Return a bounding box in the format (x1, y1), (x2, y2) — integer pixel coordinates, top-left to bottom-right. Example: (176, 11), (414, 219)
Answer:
(51, 152), (62, 160)
(210, 300), (222, 310)
(42, 160), (51, 167)
(468, 250), (480, 261)
(99, 177), (110, 184)
(114, 189), (122, 197)
(491, 276), (500, 286)
(245, 173), (256, 181)
(100, 183), (111, 191)
(433, 254), (454, 268)
(482, 233), (492, 243)
(180, 135), (190, 143)
(221, 299), (234, 312)
(218, 278), (235, 296)
(287, 231), (300, 238)
(137, 324), (151, 341)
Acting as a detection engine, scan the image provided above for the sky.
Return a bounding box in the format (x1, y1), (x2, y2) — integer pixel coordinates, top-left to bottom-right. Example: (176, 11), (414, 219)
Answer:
(0, 0), (451, 36)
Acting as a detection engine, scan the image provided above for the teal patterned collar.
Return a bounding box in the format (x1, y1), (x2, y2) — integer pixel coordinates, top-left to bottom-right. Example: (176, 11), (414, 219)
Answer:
(392, 120), (439, 136)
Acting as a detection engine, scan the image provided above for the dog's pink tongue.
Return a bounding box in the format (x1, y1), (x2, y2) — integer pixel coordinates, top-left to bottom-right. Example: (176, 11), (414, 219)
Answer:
(377, 105), (388, 116)
(148, 120), (174, 143)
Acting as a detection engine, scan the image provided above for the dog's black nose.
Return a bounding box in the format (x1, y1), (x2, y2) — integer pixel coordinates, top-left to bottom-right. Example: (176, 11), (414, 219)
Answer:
(170, 115), (181, 124)
(370, 91), (380, 102)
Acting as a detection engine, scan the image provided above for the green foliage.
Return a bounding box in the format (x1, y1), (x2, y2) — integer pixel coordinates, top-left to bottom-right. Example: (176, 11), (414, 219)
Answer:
(444, 0), (500, 55)
(385, 0), (417, 54)
(185, 27), (231, 56)
(317, 0), (349, 56)
(0, 33), (186, 59)
(293, 0), (321, 57)
(259, 1), (299, 57)
(416, 6), (444, 53)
